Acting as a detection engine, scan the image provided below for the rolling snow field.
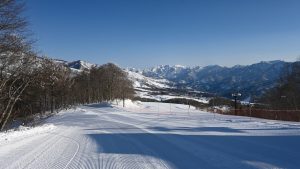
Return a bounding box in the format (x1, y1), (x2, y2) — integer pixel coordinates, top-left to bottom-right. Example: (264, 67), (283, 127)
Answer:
(1, 101), (300, 169)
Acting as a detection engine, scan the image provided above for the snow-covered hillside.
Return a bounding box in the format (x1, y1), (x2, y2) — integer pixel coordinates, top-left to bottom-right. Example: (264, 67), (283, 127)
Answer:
(125, 69), (209, 103)
(1, 101), (300, 169)
(126, 68), (172, 89)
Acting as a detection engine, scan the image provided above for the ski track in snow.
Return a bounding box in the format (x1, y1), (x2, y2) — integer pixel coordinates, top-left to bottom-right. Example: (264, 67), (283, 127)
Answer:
(1, 101), (300, 169)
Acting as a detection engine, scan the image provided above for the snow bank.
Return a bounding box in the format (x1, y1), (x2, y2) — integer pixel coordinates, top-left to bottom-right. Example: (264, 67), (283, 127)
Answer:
(0, 124), (56, 143)
(113, 99), (142, 109)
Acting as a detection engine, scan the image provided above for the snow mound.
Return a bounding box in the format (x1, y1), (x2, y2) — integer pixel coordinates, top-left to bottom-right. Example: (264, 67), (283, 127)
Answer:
(0, 124), (56, 143)
(113, 99), (142, 109)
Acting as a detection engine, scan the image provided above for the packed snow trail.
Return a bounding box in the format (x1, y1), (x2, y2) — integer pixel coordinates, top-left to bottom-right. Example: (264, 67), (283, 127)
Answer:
(1, 101), (300, 169)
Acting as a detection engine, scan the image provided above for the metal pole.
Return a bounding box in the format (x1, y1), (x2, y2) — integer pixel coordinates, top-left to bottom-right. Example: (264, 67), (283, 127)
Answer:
(234, 96), (237, 115)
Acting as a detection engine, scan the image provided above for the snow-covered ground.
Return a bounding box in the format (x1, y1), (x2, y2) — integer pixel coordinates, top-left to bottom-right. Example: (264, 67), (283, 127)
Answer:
(1, 101), (300, 169)
(137, 92), (210, 103)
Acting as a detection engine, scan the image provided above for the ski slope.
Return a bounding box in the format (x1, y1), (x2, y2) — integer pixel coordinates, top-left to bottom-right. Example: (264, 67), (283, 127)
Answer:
(1, 101), (300, 169)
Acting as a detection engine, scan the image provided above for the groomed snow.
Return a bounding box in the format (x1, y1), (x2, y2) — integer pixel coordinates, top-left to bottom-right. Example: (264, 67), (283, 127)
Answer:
(1, 100), (300, 169)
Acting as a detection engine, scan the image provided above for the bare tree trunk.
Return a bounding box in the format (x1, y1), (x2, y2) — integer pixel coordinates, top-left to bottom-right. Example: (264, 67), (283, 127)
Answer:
(1, 81), (29, 131)
(1, 97), (18, 130)
(123, 97), (125, 107)
(0, 99), (13, 125)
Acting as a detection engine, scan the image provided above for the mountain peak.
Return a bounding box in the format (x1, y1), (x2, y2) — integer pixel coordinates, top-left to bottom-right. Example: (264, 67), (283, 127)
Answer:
(67, 60), (96, 70)
(174, 64), (186, 68)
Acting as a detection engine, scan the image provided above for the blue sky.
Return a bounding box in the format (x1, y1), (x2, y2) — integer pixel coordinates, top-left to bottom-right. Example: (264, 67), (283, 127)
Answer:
(25, 0), (300, 68)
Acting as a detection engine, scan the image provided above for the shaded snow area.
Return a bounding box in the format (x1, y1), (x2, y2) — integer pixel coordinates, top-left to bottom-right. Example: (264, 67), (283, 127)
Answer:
(1, 100), (300, 169)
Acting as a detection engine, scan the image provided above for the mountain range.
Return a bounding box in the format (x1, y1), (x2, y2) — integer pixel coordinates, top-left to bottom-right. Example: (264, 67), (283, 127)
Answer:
(141, 60), (289, 100)
(59, 59), (290, 100)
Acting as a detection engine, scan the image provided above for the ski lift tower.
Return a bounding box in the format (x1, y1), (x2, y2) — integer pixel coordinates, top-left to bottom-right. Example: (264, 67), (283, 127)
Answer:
(232, 92), (242, 115)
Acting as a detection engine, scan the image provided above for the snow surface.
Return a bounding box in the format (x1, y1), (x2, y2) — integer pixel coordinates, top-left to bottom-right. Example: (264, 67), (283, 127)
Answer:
(137, 92), (210, 103)
(1, 100), (300, 169)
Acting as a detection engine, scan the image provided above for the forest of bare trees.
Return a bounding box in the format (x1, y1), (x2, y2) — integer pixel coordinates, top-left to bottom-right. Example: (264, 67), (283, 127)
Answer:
(0, 0), (134, 131)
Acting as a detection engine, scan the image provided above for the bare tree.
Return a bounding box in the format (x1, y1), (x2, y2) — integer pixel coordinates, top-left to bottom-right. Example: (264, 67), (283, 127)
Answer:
(0, 0), (36, 130)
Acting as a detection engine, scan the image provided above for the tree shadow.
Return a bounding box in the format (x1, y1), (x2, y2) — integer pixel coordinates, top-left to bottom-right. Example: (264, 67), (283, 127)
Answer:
(148, 126), (244, 133)
(87, 132), (300, 169)
(85, 126), (244, 134)
(242, 127), (300, 131)
(48, 113), (112, 127)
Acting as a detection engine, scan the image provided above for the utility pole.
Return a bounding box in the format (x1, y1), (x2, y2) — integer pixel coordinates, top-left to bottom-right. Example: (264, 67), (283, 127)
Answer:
(232, 92), (241, 115)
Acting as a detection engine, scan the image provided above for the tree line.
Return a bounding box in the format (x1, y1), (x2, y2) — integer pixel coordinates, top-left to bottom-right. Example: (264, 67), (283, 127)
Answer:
(0, 0), (134, 130)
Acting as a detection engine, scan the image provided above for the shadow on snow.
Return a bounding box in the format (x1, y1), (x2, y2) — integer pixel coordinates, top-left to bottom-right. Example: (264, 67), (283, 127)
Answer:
(87, 131), (300, 169)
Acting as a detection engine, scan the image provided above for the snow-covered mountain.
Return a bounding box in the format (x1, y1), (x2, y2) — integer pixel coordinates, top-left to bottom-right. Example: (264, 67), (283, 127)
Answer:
(141, 60), (289, 99)
(67, 60), (96, 71)
(126, 68), (172, 89)
(52, 59), (96, 72)
(125, 68), (175, 101)
(142, 65), (194, 80)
